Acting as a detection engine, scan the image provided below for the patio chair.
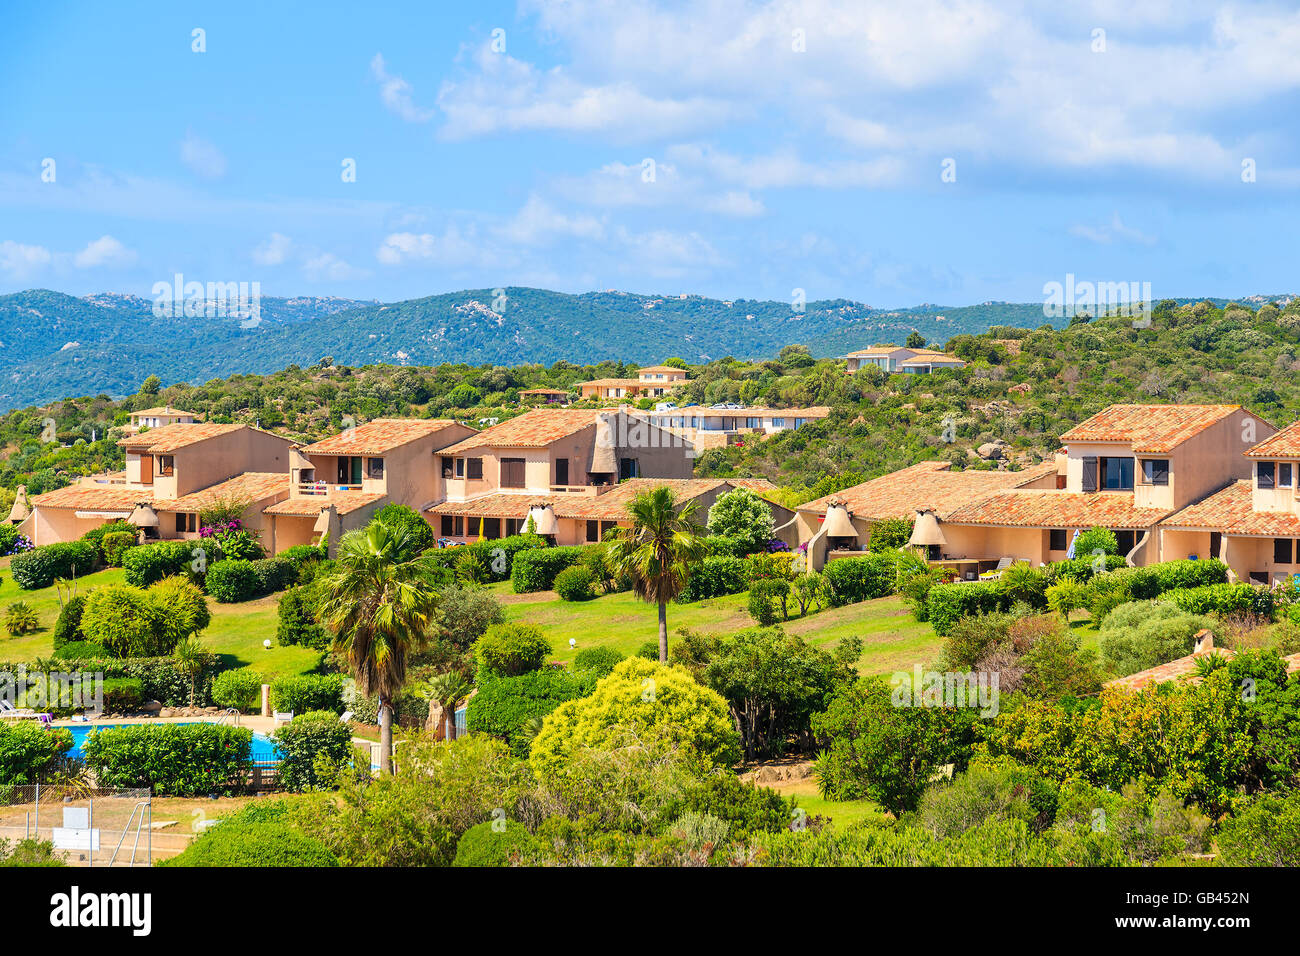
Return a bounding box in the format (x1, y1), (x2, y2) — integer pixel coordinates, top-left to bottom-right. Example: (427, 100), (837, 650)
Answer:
(272, 710), (294, 726)
(0, 699), (50, 721)
(979, 557), (1014, 581)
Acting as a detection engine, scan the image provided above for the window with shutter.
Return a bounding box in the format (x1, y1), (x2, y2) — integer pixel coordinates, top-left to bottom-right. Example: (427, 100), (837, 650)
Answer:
(501, 458), (526, 488)
(1082, 456), (1098, 492)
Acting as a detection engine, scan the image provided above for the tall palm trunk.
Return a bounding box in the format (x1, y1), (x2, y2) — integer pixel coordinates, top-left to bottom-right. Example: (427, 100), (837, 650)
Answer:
(378, 697), (394, 774)
(658, 600), (668, 663)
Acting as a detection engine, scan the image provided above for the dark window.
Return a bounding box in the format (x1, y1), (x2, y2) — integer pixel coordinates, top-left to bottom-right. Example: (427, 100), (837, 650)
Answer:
(467, 457), (483, 480)
(501, 458), (526, 488)
(1100, 457), (1134, 491)
(440, 456), (454, 477)
(454, 458), (465, 478)
(187, 513), (197, 533)
(482, 518), (501, 539)
(441, 515), (456, 537)
(367, 457), (384, 479)
(586, 520), (600, 542)
(555, 458), (569, 486)
(1081, 456), (1098, 492)
(1049, 529), (1067, 551)
(1141, 459), (1169, 485)
(505, 517), (524, 536)
(619, 457), (639, 480)
(1259, 461), (1275, 489)
(157, 455), (175, 477)
(174, 512), (186, 533)
(1115, 529), (1136, 554)
(1276, 538), (1294, 564)
(1209, 531), (1221, 559)
(1281, 463), (1294, 488)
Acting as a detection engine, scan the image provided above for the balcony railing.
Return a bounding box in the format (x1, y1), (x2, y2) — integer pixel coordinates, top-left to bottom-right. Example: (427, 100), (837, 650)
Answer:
(295, 481), (365, 497)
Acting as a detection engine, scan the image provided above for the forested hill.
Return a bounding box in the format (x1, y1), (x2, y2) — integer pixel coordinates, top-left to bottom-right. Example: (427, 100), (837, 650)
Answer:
(0, 287), (1072, 411)
(1, 296), (1298, 513)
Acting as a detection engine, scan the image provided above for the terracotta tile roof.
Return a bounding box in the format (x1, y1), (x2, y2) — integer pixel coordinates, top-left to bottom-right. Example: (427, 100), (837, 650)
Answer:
(428, 478), (779, 521)
(300, 419), (464, 456)
(130, 405), (197, 418)
(1059, 404), (1245, 453)
(638, 366), (687, 374)
(153, 473), (289, 513)
(1245, 420), (1300, 458)
(799, 461), (1057, 520)
(118, 422), (246, 452)
(899, 354), (964, 366)
(264, 490), (386, 517)
(1161, 480), (1300, 535)
(439, 409), (610, 454)
(946, 490), (1170, 529)
(846, 346), (907, 357)
(654, 406), (830, 419)
(579, 378), (644, 389)
(1107, 648), (1300, 692)
(31, 485), (151, 511)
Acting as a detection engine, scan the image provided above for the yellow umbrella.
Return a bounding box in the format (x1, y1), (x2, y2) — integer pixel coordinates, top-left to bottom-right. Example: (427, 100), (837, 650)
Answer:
(477, 516), (485, 542)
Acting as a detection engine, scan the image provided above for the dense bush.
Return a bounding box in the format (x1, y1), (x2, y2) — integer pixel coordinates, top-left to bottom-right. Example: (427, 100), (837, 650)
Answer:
(1163, 583), (1275, 618)
(434, 584), (506, 645)
(150, 576), (211, 648)
(9, 541), (96, 589)
(511, 546), (584, 593)
(916, 760), (1057, 838)
(1074, 526), (1118, 557)
(276, 586), (330, 649)
(121, 540), (215, 588)
(706, 488), (776, 554)
(51, 595), (87, 651)
(0, 722), (72, 784)
(162, 803), (338, 867)
(206, 559), (260, 603)
(822, 553), (895, 606)
(373, 503), (436, 553)
(573, 646), (625, 677)
(278, 544), (328, 582)
(250, 557), (295, 595)
(747, 578), (790, 625)
(1216, 791), (1300, 866)
(659, 773), (796, 841)
(530, 657), (742, 778)
(465, 668), (596, 757)
(270, 674), (345, 715)
(553, 565), (596, 602)
(677, 555), (751, 602)
(475, 623), (551, 679)
(925, 581), (1004, 635)
(80, 585), (167, 657)
(82, 522), (135, 563)
(100, 677), (145, 712)
(212, 667), (264, 712)
(1099, 601), (1215, 676)
(101, 530), (138, 567)
(453, 819), (541, 867)
(81, 722), (253, 796)
(273, 710), (353, 791)
(427, 534), (547, 582)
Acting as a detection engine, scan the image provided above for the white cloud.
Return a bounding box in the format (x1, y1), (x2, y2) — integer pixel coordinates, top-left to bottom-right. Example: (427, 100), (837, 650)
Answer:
(497, 196), (605, 245)
(252, 232), (293, 266)
(73, 235), (137, 268)
(179, 131), (228, 180)
(302, 253), (370, 281)
(371, 53), (436, 122)
(1069, 213), (1157, 245)
(376, 226), (497, 269)
(0, 240), (52, 279)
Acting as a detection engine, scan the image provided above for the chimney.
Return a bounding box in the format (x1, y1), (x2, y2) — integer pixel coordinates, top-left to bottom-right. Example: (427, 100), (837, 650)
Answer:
(1193, 629), (1214, 655)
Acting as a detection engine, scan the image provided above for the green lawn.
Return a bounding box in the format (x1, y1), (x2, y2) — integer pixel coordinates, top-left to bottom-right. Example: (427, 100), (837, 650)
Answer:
(0, 561), (317, 679)
(778, 781), (889, 827)
(494, 582), (941, 675)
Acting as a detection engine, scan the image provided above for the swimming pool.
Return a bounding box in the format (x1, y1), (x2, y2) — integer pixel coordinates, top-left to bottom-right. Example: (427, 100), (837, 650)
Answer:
(65, 723), (281, 762)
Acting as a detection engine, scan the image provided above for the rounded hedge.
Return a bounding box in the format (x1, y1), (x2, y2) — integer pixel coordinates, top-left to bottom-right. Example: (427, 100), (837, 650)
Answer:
(206, 559), (260, 603)
(10, 541), (96, 590)
(572, 646), (625, 677)
(212, 667), (264, 712)
(453, 819), (540, 867)
(272, 710), (353, 791)
(163, 820), (339, 867)
(553, 565), (596, 602)
(475, 623), (551, 679)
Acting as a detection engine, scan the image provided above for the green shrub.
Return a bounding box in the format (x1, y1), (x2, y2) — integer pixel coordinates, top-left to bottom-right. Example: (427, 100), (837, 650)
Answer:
(1099, 601), (1215, 676)
(272, 711), (353, 791)
(1046, 554), (1127, 583)
(995, 563), (1052, 609)
(206, 559), (259, 603)
(511, 546), (584, 593)
(162, 803), (338, 866)
(0, 722), (73, 784)
(635, 640), (660, 660)
(939, 612), (1016, 670)
(553, 565), (596, 601)
(866, 517), (913, 552)
(427, 534), (547, 582)
(475, 623), (551, 679)
(373, 503), (436, 553)
(81, 520), (137, 563)
(572, 646), (625, 677)
(100, 530), (138, 567)
(1216, 791), (1300, 866)
(925, 581), (1003, 635)
(276, 586), (329, 649)
(80, 584), (169, 657)
(465, 668), (596, 757)
(212, 667), (264, 712)
(4, 602), (38, 636)
(916, 761), (1057, 838)
(678, 555), (751, 602)
(51, 596), (87, 651)
(659, 773), (796, 841)
(149, 576), (211, 647)
(53, 640), (110, 661)
(747, 578), (790, 625)
(453, 819), (540, 867)
(0, 838), (64, 867)
(1074, 526), (1118, 557)
(434, 584), (506, 645)
(823, 553), (894, 606)
(100, 677), (145, 712)
(9, 541), (96, 589)
(249, 558), (294, 595)
(1163, 583), (1275, 618)
(279, 544), (328, 582)
(81, 722), (253, 796)
(706, 489), (776, 554)
(270, 674), (344, 714)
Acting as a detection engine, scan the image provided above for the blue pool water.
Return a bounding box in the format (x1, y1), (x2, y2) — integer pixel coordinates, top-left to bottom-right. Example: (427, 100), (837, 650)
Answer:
(66, 723), (280, 762)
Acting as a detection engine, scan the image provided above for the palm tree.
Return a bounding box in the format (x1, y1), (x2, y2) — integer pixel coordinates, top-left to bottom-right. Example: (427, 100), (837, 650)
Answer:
(608, 487), (705, 663)
(172, 636), (207, 708)
(421, 671), (472, 741)
(316, 520), (440, 773)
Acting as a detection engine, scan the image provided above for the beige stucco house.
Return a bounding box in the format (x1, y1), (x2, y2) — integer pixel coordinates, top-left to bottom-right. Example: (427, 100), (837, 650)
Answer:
(577, 365), (689, 400)
(845, 346), (965, 375)
(639, 405), (830, 450)
(122, 405), (199, 436)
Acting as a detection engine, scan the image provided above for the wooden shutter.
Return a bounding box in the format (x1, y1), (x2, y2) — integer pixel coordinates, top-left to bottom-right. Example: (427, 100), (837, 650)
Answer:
(501, 458), (526, 488)
(1081, 456), (1098, 492)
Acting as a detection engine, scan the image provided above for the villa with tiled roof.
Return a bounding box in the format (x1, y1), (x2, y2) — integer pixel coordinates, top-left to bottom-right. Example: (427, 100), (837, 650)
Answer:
(845, 346), (965, 374)
(577, 364), (689, 401)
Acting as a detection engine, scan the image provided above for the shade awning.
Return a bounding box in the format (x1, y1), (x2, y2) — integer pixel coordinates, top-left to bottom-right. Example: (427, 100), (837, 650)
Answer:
(821, 500), (857, 537)
(75, 510), (132, 520)
(908, 508), (948, 547)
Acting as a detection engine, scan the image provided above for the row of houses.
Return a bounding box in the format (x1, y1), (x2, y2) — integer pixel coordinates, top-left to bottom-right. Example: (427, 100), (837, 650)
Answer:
(8, 407), (794, 555)
(795, 403), (1300, 586)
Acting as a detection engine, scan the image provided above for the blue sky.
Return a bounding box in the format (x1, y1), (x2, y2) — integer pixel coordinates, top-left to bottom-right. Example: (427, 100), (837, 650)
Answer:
(2, 0), (1298, 307)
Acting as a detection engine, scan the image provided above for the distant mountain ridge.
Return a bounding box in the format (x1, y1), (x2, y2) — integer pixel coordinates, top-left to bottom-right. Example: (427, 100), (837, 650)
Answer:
(0, 286), (1289, 412)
